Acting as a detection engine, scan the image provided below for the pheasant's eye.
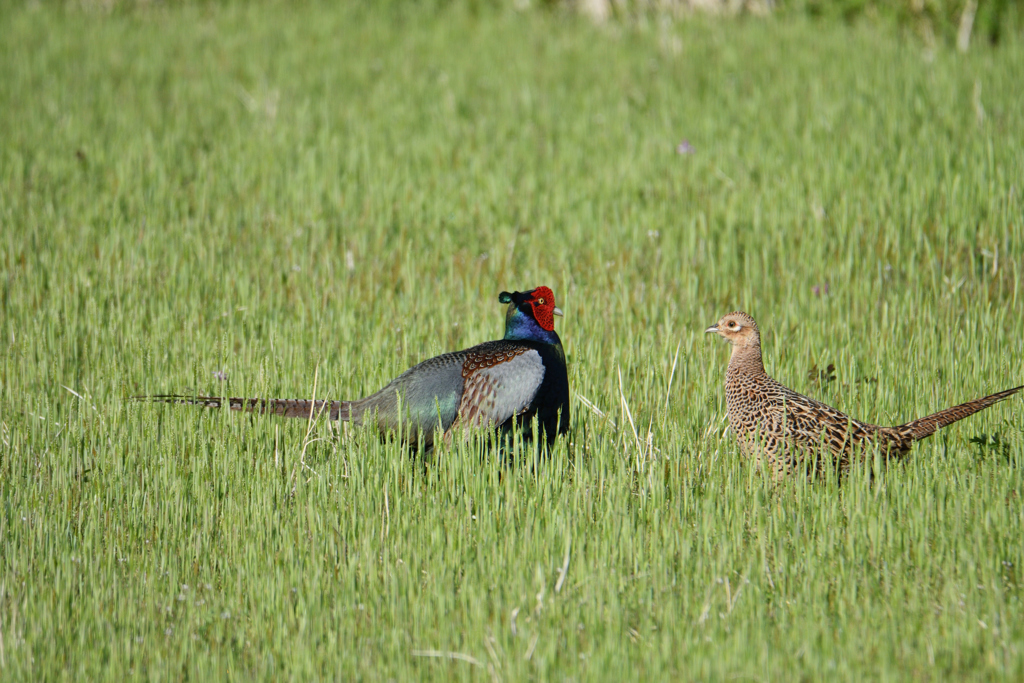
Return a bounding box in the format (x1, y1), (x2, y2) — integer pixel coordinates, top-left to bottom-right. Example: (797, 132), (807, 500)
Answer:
(537, 298), (545, 305)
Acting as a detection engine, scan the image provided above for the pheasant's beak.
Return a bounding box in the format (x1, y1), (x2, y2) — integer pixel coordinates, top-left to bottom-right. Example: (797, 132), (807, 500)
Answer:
(553, 307), (564, 317)
(705, 325), (719, 334)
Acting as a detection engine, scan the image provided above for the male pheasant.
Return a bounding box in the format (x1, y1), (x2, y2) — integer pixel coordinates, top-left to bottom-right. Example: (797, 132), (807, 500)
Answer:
(706, 311), (1022, 478)
(144, 287), (570, 451)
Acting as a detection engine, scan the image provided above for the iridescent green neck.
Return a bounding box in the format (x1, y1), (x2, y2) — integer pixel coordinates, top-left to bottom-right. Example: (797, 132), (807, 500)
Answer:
(503, 305), (560, 345)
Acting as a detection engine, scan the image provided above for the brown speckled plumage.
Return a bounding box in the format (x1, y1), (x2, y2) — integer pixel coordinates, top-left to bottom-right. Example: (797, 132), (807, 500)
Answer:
(461, 347), (528, 378)
(706, 311), (1022, 478)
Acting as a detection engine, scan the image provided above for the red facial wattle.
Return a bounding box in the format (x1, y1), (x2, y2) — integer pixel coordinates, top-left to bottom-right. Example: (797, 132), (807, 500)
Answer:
(527, 286), (557, 331)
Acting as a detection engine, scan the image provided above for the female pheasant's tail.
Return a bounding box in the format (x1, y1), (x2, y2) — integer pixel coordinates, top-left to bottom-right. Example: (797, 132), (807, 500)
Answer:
(895, 385), (1023, 442)
(139, 395), (354, 421)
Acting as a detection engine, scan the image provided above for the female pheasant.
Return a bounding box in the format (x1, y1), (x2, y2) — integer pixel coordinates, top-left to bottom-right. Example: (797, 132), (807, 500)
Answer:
(146, 287), (570, 451)
(706, 311), (1022, 478)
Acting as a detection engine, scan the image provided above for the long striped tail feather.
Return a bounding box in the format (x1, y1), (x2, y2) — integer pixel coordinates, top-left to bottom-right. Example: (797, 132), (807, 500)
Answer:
(895, 384), (1023, 442)
(138, 394), (355, 421)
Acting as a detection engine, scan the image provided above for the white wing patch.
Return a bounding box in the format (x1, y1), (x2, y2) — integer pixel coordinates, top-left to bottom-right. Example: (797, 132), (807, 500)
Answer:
(451, 349), (545, 430)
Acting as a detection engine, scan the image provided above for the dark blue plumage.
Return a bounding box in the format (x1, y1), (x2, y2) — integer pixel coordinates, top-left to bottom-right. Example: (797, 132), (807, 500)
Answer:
(143, 287), (570, 451)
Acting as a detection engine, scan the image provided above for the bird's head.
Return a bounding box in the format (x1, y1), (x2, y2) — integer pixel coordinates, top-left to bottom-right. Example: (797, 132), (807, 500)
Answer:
(705, 311), (760, 348)
(499, 286), (563, 341)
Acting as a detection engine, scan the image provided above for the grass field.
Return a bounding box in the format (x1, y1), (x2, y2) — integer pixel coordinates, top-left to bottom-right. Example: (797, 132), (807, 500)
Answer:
(2, 2), (1024, 679)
